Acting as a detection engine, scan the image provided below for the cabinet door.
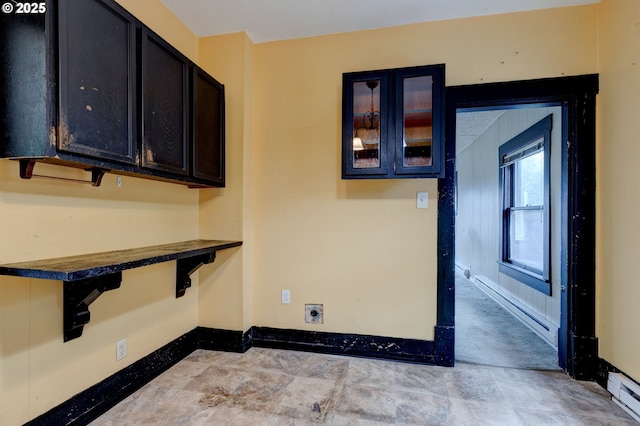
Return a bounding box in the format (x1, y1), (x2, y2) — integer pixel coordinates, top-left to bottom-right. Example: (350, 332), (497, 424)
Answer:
(192, 66), (225, 186)
(342, 65), (445, 179)
(342, 71), (391, 178)
(58, 0), (137, 164)
(394, 65), (444, 176)
(141, 29), (189, 175)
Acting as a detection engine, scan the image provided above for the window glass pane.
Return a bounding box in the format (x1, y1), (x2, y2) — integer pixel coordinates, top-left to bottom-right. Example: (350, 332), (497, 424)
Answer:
(513, 151), (543, 207)
(509, 208), (544, 271)
(402, 75), (432, 167)
(352, 80), (380, 169)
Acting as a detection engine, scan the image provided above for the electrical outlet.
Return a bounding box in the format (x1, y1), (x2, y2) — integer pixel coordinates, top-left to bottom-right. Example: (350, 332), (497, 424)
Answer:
(282, 289), (291, 304)
(116, 338), (127, 361)
(305, 304), (323, 324)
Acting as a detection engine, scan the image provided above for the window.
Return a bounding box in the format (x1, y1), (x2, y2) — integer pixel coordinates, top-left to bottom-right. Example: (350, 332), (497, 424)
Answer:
(498, 115), (552, 295)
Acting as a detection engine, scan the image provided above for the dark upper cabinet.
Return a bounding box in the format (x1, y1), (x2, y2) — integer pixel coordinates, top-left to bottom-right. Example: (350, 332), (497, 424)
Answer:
(342, 71), (390, 177)
(0, 0), (225, 188)
(58, 0), (137, 164)
(342, 64), (445, 179)
(192, 66), (225, 185)
(141, 29), (189, 175)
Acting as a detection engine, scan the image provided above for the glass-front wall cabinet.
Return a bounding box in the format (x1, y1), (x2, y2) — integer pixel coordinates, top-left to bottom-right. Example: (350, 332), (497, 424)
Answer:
(342, 64), (444, 179)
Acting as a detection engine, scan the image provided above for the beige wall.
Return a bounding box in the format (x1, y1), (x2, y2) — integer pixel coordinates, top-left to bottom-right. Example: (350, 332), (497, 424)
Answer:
(197, 32), (253, 331)
(597, 0), (640, 380)
(0, 2), (200, 424)
(236, 6), (597, 340)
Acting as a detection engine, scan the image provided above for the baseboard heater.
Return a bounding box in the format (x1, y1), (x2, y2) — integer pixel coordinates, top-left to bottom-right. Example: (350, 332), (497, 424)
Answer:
(608, 372), (640, 422)
(474, 275), (557, 346)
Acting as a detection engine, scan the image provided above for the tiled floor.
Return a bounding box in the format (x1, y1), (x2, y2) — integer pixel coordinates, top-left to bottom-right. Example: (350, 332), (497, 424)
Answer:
(91, 347), (636, 425)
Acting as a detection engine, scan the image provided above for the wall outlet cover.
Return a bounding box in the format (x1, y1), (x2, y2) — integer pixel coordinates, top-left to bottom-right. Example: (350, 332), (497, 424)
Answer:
(116, 338), (127, 361)
(305, 304), (323, 324)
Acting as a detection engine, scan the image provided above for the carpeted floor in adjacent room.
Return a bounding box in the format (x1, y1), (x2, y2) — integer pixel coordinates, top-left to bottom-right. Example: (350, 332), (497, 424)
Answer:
(455, 273), (559, 371)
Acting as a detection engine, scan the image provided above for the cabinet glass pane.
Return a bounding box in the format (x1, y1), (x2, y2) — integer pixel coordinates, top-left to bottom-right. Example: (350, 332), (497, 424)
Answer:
(352, 80), (381, 169)
(402, 75), (432, 167)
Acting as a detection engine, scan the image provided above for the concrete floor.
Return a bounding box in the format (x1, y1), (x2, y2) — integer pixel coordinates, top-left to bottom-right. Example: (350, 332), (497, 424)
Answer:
(91, 347), (636, 425)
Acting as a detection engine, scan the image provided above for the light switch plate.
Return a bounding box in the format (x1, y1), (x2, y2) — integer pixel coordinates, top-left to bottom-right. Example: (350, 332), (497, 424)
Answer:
(417, 192), (428, 209)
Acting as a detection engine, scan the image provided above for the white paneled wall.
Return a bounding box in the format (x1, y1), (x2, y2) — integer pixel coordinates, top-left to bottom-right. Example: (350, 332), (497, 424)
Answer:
(455, 107), (562, 346)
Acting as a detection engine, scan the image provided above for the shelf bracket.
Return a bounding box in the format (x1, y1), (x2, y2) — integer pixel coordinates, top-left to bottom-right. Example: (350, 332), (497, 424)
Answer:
(176, 252), (216, 298)
(19, 159), (108, 186)
(63, 272), (122, 342)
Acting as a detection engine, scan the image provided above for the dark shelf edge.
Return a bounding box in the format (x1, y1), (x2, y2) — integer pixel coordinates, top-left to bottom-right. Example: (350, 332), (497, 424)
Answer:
(0, 240), (242, 282)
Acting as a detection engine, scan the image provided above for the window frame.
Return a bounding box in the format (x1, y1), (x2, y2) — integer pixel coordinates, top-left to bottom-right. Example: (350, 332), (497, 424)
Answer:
(498, 114), (552, 295)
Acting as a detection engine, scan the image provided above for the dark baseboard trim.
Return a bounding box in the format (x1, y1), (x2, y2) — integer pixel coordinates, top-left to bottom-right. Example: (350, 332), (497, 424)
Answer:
(25, 329), (199, 426)
(196, 326), (253, 353)
(252, 326), (435, 364)
(597, 357), (619, 389)
(434, 325), (454, 367)
(570, 333), (599, 381)
(25, 326), (437, 425)
(597, 357), (640, 392)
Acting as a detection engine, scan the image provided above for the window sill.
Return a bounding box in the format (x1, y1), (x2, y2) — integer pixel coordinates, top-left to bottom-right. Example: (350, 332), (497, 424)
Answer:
(497, 261), (551, 296)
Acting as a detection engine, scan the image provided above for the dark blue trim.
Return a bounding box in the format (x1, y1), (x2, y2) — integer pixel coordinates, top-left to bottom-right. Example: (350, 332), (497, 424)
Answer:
(558, 103), (570, 371)
(499, 114), (552, 160)
(445, 74), (598, 379)
(437, 83), (457, 365)
(434, 325), (455, 366)
(566, 89), (599, 380)
(497, 261), (551, 295)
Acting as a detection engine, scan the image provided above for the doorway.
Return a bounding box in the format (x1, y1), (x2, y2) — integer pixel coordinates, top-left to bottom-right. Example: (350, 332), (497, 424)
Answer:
(454, 105), (561, 370)
(435, 75), (599, 379)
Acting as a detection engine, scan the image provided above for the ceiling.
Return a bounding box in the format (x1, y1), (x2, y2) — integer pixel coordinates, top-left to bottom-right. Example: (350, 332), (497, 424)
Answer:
(160, 0), (599, 43)
(456, 110), (505, 153)
(159, 0), (597, 149)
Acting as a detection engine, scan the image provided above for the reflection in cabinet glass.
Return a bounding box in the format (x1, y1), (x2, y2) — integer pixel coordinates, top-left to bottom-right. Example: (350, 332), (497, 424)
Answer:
(402, 75), (432, 167)
(352, 80), (381, 169)
(342, 64), (444, 179)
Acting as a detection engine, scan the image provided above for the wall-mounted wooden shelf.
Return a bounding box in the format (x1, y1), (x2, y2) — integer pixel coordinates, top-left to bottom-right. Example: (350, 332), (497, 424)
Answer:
(0, 239), (242, 341)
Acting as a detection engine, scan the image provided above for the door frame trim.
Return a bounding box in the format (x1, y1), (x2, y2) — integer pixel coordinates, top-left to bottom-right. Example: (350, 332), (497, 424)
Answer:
(437, 74), (599, 379)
